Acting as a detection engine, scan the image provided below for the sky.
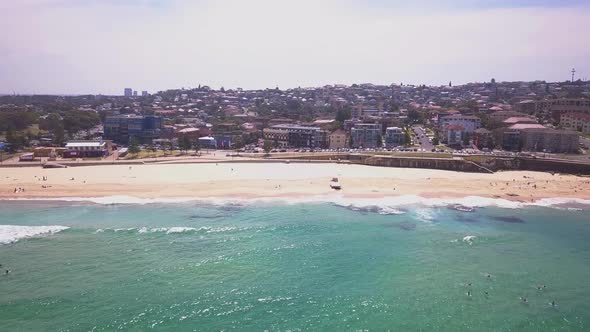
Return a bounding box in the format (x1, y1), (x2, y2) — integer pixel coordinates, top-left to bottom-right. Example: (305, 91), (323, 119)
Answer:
(1, 0), (589, 95)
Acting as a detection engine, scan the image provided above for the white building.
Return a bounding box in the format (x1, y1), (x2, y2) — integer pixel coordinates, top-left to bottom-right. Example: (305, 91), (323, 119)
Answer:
(440, 115), (481, 133)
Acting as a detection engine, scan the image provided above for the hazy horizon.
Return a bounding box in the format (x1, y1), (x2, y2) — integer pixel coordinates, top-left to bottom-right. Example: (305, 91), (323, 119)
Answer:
(1, 0), (589, 95)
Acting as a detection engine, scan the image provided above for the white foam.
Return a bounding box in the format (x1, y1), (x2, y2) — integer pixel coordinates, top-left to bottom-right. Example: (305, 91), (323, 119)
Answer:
(0, 225), (70, 245)
(462, 235), (477, 243)
(415, 208), (436, 223)
(377, 207), (405, 215)
(132, 226), (236, 234)
(2, 194), (589, 210)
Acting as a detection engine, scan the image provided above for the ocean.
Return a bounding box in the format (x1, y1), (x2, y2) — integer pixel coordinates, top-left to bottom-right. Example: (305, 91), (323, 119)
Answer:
(1, 198), (589, 331)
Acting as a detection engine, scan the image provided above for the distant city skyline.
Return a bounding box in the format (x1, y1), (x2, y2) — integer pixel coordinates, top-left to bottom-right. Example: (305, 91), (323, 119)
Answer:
(1, 0), (589, 95)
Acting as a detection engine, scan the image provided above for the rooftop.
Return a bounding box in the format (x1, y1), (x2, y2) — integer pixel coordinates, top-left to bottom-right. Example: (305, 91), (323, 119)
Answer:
(503, 117), (537, 124)
(65, 141), (108, 148)
(508, 124), (546, 130)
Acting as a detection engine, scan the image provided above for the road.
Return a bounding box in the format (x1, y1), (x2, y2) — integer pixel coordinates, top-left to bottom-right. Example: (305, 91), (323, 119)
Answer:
(412, 126), (435, 151)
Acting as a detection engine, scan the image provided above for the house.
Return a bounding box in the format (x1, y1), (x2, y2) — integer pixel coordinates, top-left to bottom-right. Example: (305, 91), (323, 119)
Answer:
(328, 129), (347, 149)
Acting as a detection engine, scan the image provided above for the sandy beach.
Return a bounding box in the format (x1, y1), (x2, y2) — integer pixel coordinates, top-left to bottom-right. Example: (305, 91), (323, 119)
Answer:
(1, 162), (589, 202)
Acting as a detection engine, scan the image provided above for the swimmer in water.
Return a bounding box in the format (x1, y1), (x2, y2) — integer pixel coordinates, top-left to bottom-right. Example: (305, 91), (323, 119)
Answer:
(520, 297), (528, 303)
(550, 300), (557, 307)
(484, 291), (489, 297)
(467, 291), (472, 297)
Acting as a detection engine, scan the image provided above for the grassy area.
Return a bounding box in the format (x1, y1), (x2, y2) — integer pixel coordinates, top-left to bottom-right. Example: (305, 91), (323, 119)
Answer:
(0, 152), (17, 162)
(435, 145), (454, 151)
(124, 149), (199, 159)
(370, 152), (453, 159)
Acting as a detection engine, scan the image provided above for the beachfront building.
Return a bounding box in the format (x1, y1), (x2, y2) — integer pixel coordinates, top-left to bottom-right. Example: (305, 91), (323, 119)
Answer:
(104, 115), (163, 143)
(560, 112), (590, 134)
(64, 140), (112, 158)
(439, 114), (481, 133)
(262, 124), (324, 148)
(384, 127), (404, 147)
(520, 128), (579, 153)
(350, 123), (381, 148)
(328, 129), (348, 149)
(443, 125), (465, 147)
(501, 130), (521, 151)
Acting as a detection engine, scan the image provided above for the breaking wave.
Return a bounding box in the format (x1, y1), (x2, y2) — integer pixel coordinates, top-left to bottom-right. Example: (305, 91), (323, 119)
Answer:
(0, 225), (70, 245)
(2, 195), (589, 210)
(94, 226), (240, 235)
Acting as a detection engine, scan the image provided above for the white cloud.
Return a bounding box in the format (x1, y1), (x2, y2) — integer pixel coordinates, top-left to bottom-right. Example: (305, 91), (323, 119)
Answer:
(1, 0), (589, 94)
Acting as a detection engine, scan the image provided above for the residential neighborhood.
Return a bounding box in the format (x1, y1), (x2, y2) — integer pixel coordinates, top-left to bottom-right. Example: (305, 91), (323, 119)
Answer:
(1, 79), (590, 164)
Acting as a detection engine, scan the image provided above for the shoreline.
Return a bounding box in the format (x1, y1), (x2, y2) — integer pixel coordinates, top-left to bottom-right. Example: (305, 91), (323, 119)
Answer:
(1, 162), (588, 205)
(1, 194), (589, 209)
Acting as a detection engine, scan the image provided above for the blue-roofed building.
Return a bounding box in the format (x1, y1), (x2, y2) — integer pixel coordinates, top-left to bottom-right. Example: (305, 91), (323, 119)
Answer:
(104, 115), (163, 143)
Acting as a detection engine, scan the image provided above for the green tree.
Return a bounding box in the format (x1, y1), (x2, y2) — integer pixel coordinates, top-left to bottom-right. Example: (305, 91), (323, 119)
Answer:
(5, 129), (26, 152)
(407, 109), (423, 124)
(462, 132), (471, 146)
(62, 110), (100, 134)
(0, 111), (38, 132)
(263, 140), (273, 155)
(335, 107), (352, 123)
(179, 135), (192, 153)
(193, 139), (201, 155)
(53, 125), (65, 146)
(432, 133), (440, 146)
(128, 137), (140, 155)
(403, 129), (412, 146)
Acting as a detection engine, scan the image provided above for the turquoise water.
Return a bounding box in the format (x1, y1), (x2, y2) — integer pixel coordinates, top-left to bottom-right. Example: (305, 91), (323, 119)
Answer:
(1, 201), (590, 331)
